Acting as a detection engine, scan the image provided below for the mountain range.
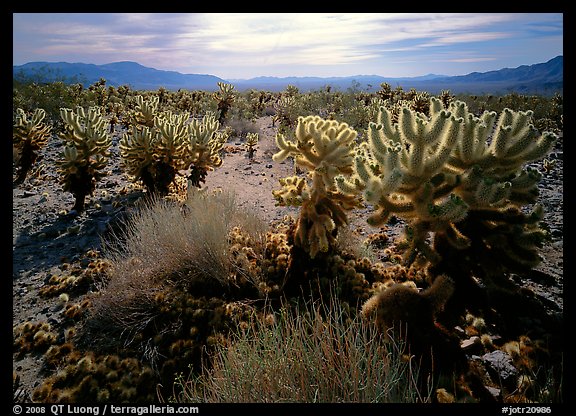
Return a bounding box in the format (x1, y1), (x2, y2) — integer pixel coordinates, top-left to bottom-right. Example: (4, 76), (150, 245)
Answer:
(13, 56), (563, 96)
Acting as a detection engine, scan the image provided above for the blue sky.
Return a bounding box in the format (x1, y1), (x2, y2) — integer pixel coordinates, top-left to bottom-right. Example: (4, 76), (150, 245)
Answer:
(13, 13), (563, 79)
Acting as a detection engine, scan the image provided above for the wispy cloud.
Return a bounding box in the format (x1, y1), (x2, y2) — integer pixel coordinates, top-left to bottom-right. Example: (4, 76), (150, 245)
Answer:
(13, 13), (563, 78)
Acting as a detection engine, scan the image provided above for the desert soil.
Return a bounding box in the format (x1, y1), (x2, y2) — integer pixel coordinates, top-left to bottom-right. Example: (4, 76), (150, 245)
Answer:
(12, 115), (564, 401)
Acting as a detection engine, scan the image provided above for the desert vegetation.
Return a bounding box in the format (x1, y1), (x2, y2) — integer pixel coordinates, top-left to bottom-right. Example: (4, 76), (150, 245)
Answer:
(13, 76), (563, 404)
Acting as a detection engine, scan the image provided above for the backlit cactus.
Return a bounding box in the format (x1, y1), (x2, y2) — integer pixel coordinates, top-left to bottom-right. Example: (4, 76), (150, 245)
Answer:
(120, 95), (188, 195)
(13, 107), (52, 185)
(336, 97), (557, 280)
(213, 82), (236, 123)
(272, 95), (301, 132)
(272, 115), (361, 258)
(13, 321), (58, 359)
(120, 95), (223, 194)
(58, 106), (111, 212)
(185, 112), (224, 187)
(132, 94), (158, 127)
(245, 132), (259, 159)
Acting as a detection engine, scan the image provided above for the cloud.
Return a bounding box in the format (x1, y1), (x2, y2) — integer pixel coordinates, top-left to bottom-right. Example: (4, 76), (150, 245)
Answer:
(13, 13), (563, 78)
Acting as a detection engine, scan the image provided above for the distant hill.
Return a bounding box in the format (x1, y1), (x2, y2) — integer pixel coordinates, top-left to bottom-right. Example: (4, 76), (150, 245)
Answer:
(13, 56), (562, 96)
(231, 56), (562, 95)
(12, 61), (227, 91)
(410, 55), (563, 96)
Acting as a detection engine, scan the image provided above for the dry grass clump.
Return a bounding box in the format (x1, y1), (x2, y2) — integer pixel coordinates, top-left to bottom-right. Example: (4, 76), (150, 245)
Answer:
(224, 115), (260, 138)
(105, 189), (265, 289)
(78, 189), (267, 351)
(173, 295), (432, 403)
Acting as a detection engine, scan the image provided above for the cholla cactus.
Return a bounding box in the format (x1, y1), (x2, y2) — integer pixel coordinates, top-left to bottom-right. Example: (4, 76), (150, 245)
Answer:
(133, 94), (158, 128)
(13, 108), (52, 185)
(336, 97), (557, 276)
(58, 106), (111, 212)
(244, 132), (259, 159)
(438, 90), (455, 109)
(411, 91), (431, 115)
(120, 96), (223, 194)
(272, 95), (300, 131)
(272, 115), (361, 258)
(212, 82), (236, 123)
(120, 109), (189, 195)
(248, 90), (273, 116)
(185, 112), (224, 187)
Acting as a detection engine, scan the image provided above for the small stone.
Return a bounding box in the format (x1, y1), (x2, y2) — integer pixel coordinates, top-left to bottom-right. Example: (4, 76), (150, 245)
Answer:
(485, 386), (501, 400)
(454, 326), (466, 335)
(461, 336), (480, 350)
(481, 350), (518, 386)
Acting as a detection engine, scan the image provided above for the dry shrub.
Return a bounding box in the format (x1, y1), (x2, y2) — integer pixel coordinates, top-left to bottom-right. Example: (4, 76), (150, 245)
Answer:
(174, 294), (432, 403)
(106, 189), (266, 287)
(79, 189), (267, 351)
(224, 116), (260, 138)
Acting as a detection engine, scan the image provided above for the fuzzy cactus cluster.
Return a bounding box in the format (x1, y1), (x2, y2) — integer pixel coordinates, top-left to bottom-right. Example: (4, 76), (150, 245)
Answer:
(13, 321), (58, 359)
(120, 95), (224, 195)
(245, 132), (259, 159)
(186, 112), (225, 187)
(32, 350), (156, 402)
(58, 106), (112, 212)
(335, 97), (557, 272)
(272, 115), (362, 258)
(212, 82), (236, 123)
(13, 107), (52, 185)
(267, 97), (558, 373)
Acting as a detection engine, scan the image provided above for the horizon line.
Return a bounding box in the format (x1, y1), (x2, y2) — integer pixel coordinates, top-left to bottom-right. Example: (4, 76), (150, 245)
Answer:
(13, 55), (563, 82)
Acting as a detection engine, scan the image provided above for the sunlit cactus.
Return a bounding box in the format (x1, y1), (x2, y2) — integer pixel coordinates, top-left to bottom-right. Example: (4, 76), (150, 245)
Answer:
(248, 90), (273, 116)
(272, 115), (361, 258)
(212, 82), (236, 123)
(245, 132), (259, 159)
(184, 111), (224, 187)
(376, 82), (395, 101)
(120, 110), (189, 195)
(410, 91), (431, 115)
(120, 96), (223, 194)
(133, 94), (159, 128)
(438, 89), (455, 109)
(13, 107), (52, 185)
(336, 97), (557, 277)
(272, 95), (301, 131)
(57, 106), (111, 212)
